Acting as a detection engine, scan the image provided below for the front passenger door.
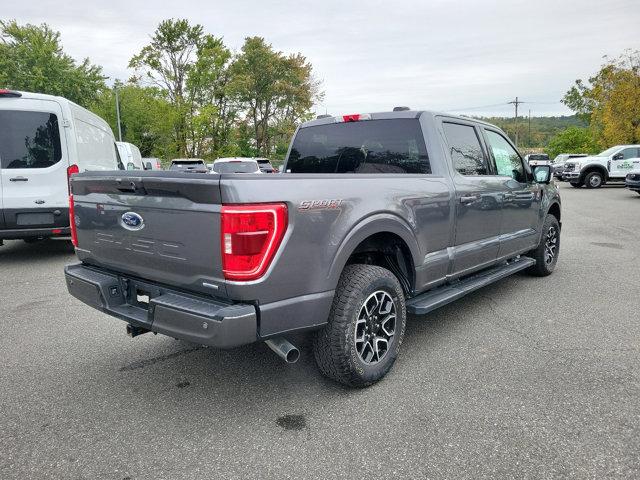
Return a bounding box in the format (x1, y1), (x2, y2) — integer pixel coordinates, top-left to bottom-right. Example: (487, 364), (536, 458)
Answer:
(610, 148), (640, 177)
(483, 129), (540, 259)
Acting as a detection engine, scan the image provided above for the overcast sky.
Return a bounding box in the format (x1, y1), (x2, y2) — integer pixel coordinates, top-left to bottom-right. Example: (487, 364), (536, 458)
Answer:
(5, 0), (639, 116)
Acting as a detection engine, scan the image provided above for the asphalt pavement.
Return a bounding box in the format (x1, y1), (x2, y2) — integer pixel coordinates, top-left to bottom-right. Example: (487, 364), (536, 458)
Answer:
(1, 182), (639, 479)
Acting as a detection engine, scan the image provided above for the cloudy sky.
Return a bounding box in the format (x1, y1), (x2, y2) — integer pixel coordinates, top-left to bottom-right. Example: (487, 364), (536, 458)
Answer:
(5, 0), (639, 116)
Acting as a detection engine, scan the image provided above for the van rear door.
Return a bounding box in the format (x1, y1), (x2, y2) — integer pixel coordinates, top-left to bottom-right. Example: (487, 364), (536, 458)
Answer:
(0, 97), (69, 231)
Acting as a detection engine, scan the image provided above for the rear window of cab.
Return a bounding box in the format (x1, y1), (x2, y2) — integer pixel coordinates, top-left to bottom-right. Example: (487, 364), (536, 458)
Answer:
(286, 119), (430, 174)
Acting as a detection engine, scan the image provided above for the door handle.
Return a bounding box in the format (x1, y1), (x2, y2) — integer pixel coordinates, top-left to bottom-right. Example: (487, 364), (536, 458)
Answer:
(460, 195), (479, 204)
(9, 176), (28, 182)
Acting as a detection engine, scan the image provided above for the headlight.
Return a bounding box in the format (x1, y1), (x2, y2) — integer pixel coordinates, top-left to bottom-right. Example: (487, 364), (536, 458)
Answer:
(573, 164), (581, 171)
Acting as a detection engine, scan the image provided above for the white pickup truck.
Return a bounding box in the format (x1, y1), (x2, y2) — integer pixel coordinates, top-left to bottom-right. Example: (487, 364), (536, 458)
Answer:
(562, 145), (640, 188)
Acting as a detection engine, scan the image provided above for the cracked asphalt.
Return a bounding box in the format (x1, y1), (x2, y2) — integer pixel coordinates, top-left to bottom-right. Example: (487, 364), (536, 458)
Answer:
(1, 182), (639, 479)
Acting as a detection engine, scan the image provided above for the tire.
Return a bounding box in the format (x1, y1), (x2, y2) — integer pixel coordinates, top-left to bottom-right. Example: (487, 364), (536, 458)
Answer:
(570, 181), (583, 188)
(313, 264), (406, 388)
(584, 171), (604, 189)
(526, 214), (560, 277)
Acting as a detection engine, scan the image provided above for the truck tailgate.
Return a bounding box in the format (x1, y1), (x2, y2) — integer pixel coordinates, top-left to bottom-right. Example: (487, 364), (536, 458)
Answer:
(71, 172), (226, 297)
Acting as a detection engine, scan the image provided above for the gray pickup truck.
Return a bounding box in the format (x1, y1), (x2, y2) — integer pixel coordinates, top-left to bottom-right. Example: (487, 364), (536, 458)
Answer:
(65, 109), (561, 387)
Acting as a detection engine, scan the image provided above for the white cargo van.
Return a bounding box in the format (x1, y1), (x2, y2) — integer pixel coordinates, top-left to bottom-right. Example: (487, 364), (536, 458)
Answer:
(116, 141), (144, 170)
(0, 89), (123, 243)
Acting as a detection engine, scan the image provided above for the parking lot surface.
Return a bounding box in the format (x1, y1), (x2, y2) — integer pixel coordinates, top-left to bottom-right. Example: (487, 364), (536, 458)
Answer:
(1, 183), (639, 479)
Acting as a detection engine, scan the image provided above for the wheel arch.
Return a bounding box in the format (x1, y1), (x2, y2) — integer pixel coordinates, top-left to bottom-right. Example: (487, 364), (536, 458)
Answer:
(328, 214), (421, 295)
(547, 201), (561, 224)
(581, 164), (609, 182)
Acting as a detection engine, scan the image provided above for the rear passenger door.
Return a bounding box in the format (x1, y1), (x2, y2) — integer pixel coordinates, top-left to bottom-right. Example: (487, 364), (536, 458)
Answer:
(441, 121), (504, 277)
(482, 128), (540, 258)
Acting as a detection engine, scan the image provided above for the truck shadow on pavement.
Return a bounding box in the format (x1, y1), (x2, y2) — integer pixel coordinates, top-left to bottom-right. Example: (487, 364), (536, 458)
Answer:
(0, 239), (75, 264)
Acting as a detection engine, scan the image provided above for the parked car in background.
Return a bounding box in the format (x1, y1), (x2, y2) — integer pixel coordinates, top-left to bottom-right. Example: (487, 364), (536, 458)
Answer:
(65, 109), (561, 387)
(562, 145), (640, 188)
(255, 158), (277, 173)
(169, 158), (208, 173)
(524, 153), (550, 167)
(625, 169), (640, 194)
(211, 157), (261, 174)
(116, 142), (144, 170)
(142, 157), (163, 170)
(552, 154), (587, 180)
(0, 89), (122, 245)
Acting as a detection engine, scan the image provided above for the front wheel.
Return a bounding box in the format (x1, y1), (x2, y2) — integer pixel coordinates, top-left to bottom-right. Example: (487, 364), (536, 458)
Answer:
(584, 171), (604, 188)
(313, 264), (406, 387)
(526, 215), (560, 276)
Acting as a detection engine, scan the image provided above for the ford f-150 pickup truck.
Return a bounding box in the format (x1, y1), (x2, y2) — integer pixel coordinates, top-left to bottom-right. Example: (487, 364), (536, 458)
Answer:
(65, 109), (561, 387)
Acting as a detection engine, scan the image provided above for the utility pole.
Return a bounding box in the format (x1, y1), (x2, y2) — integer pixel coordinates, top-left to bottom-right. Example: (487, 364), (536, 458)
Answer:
(114, 86), (123, 142)
(528, 109), (531, 147)
(508, 97), (524, 148)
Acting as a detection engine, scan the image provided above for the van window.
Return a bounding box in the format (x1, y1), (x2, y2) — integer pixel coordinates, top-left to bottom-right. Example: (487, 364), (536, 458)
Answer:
(0, 111), (62, 169)
(75, 119), (120, 171)
(287, 119), (430, 174)
(442, 122), (488, 175)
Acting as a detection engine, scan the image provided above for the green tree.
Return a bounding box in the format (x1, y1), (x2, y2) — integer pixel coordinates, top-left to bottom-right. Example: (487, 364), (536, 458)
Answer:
(230, 37), (322, 157)
(90, 84), (178, 161)
(0, 20), (106, 106)
(563, 50), (640, 145)
(544, 127), (600, 159)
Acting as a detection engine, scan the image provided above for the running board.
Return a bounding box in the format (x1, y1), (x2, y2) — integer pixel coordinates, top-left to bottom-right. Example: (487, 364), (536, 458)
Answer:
(406, 257), (535, 315)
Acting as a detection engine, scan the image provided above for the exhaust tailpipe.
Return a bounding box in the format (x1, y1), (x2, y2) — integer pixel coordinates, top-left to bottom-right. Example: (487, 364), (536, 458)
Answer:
(265, 337), (300, 363)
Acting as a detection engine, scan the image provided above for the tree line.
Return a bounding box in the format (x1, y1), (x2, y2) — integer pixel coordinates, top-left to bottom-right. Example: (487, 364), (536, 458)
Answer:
(0, 19), (322, 163)
(1, 18), (638, 162)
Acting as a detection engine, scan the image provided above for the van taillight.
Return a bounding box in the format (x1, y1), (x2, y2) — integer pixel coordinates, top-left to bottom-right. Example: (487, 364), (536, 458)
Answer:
(69, 194), (78, 247)
(220, 203), (288, 281)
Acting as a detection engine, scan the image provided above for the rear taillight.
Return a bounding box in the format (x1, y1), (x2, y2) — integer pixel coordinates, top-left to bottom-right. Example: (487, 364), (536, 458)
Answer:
(67, 165), (80, 247)
(221, 203), (288, 281)
(67, 164), (79, 193)
(69, 194), (78, 247)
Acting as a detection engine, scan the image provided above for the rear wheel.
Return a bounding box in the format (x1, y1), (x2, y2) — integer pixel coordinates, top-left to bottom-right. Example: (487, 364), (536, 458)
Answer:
(584, 171), (604, 189)
(313, 264), (406, 387)
(526, 215), (560, 276)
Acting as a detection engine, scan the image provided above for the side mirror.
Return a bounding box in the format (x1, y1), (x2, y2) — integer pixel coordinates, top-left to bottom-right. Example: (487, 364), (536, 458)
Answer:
(145, 161), (153, 170)
(127, 162), (135, 170)
(533, 165), (552, 184)
(612, 152), (623, 160)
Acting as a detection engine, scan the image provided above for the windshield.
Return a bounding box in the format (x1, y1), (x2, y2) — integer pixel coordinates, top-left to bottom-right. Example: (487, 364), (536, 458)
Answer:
(286, 119), (430, 174)
(596, 147), (619, 157)
(212, 161), (258, 173)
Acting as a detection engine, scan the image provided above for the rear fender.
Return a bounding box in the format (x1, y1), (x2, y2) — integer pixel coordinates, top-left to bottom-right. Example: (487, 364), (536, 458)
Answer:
(327, 213), (421, 287)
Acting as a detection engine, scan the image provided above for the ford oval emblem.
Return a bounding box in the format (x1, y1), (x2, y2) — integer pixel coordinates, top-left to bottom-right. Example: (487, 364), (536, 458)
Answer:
(121, 212), (145, 231)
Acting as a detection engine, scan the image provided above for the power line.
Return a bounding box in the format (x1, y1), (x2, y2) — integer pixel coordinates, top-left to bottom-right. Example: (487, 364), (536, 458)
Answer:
(443, 102), (510, 112)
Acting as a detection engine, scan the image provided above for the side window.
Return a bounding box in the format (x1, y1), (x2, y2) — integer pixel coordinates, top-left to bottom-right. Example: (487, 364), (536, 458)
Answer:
(442, 122), (488, 175)
(484, 130), (526, 182)
(0, 111), (62, 169)
(621, 148), (639, 160)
